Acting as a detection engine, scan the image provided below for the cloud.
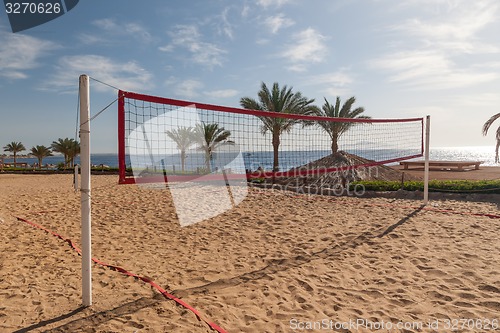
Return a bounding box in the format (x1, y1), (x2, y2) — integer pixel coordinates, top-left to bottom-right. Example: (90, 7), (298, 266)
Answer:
(256, 38), (270, 45)
(80, 18), (152, 44)
(371, 50), (450, 82)
(42, 55), (153, 93)
(241, 4), (250, 17)
(257, 0), (292, 8)
(165, 79), (238, 100)
(78, 33), (107, 45)
(265, 14), (295, 34)
(370, 0), (500, 90)
(124, 23), (153, 42)
(204, 89), (239, 99)
(442, 92), (500, 107)
(176, 80), (204, 99)
(0, 32), (58, 79)
(219, 7), (234, 39)
(304, 69), (355, 97)
(160, 25), (226, 69)
(392, 1), (499, 53)
(307, 70), (354, 86)
(370, 50), (499, 89)
(165, 78), (204, 99)
(280, 28), (327, 71)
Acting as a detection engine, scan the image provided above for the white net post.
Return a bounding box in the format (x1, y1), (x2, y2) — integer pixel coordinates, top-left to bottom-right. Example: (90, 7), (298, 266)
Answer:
(423, 115), (430, 204)
(79, 74), (92, 306)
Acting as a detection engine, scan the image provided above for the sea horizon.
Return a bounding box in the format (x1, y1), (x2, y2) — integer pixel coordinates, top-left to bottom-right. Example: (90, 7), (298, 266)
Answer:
(2, 145), (498, 169)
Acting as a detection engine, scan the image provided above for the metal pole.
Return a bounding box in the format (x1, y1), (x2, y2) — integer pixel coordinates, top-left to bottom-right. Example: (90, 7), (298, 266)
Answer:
(74, 164), (79, 192)
(79, 74), (92, 306)
(423, 115), (430, 204)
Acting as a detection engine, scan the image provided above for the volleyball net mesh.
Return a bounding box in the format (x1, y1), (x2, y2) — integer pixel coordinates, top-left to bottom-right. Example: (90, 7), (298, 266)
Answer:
(118, 90), (423, 185)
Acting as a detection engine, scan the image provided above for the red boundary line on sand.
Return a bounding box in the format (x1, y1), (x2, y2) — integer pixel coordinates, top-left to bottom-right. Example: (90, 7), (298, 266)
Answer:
(14, 215), (228, 333)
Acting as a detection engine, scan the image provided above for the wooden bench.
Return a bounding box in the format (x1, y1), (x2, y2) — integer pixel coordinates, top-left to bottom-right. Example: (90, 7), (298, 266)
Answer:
(1, 162), (28, 168)
(400, 160), (482, 171)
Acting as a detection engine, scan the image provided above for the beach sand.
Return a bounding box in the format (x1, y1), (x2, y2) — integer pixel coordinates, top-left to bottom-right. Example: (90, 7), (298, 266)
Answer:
(0, 173), (499, 332)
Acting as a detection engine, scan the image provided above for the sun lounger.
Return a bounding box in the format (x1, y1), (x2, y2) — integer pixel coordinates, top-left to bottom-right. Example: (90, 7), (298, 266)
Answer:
(400, 160), (482, 171)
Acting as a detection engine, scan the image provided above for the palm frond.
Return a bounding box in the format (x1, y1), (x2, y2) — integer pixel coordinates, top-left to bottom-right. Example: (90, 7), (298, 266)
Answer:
(240, 81), (316, 170)
(315, 96), (369, 153)
(3, 141), (26, 153)
(482, 113), (500, 136)
(240, 97), (261, 111)
(166, 126), (196, 151)
(334, 97), (341, 117)
(339, 97), (356, 117)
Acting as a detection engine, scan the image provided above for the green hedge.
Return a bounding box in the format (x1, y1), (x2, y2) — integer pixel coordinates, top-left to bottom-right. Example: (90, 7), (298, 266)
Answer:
(350, 179), (500, 194)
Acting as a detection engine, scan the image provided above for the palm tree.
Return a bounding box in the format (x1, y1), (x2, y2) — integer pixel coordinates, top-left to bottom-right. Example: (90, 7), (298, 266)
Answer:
(3, 141), (26, 165)
(482, 113), (500, 163)
(30, 145), (53, 168)
(68, 140), (80, 168)
(166, 127), (196, 172)
(51, 138), (80, 168)
(194, 122), (234, 172)
(240, 82), (317, 171)
(313, 97), (370, 154)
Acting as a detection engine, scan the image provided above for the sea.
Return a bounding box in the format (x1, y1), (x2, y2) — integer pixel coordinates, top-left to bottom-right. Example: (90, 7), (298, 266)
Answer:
(3, 146), (499, 170)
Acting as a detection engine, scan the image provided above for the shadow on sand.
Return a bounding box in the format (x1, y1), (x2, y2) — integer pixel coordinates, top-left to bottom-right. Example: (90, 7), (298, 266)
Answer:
(173, 205), (425, 298)
(14, 296), (163, 333)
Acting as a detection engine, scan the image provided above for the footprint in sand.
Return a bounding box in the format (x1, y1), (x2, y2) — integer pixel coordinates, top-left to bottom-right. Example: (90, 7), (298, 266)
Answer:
(462, 270), (479, 278)
(298, 280), (314, 292)
(454, 301), (476, 309)
(389, 297), (414, 306)
(443, 277), (463, 286)
(457, 292), (477, 300)
(478, 284), (500, 293)
(427, 290), (453, 302)
(479, 301), (500, 311)
(416, 265), (447, 277)
(295, 295), (307, 304)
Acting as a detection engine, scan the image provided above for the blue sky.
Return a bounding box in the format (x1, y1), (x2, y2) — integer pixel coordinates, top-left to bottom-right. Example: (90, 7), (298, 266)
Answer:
(1, 0), (500, 153)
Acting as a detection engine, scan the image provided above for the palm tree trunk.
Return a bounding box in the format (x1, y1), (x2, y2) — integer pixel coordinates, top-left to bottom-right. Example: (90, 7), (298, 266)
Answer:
(496, 140), (499, 164)
(331, 139), (339, 154)
(205, 149), (211, 172)
(13, 152), (17, 166)
(272, 131), (280, 172)
(38, 157), (42, 169)
(181, 150), (186, 172)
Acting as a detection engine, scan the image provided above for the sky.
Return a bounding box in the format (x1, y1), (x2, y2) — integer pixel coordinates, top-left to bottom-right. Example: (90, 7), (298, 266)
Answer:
(1, 0), (500, 154)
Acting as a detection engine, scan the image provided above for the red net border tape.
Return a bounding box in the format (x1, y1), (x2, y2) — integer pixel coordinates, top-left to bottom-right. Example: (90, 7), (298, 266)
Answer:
(13, 215), (228, 333)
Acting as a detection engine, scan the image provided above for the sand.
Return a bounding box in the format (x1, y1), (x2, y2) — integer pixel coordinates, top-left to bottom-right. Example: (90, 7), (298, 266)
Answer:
(0, 173), (499, 333)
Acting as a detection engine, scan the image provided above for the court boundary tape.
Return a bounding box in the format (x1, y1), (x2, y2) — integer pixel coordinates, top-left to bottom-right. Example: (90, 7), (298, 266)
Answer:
(14, 215), (228, 333)
(12, 193), (497, 333)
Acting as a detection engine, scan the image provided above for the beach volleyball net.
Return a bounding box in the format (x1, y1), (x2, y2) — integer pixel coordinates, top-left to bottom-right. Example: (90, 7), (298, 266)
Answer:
(118, 90), (424, 185)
